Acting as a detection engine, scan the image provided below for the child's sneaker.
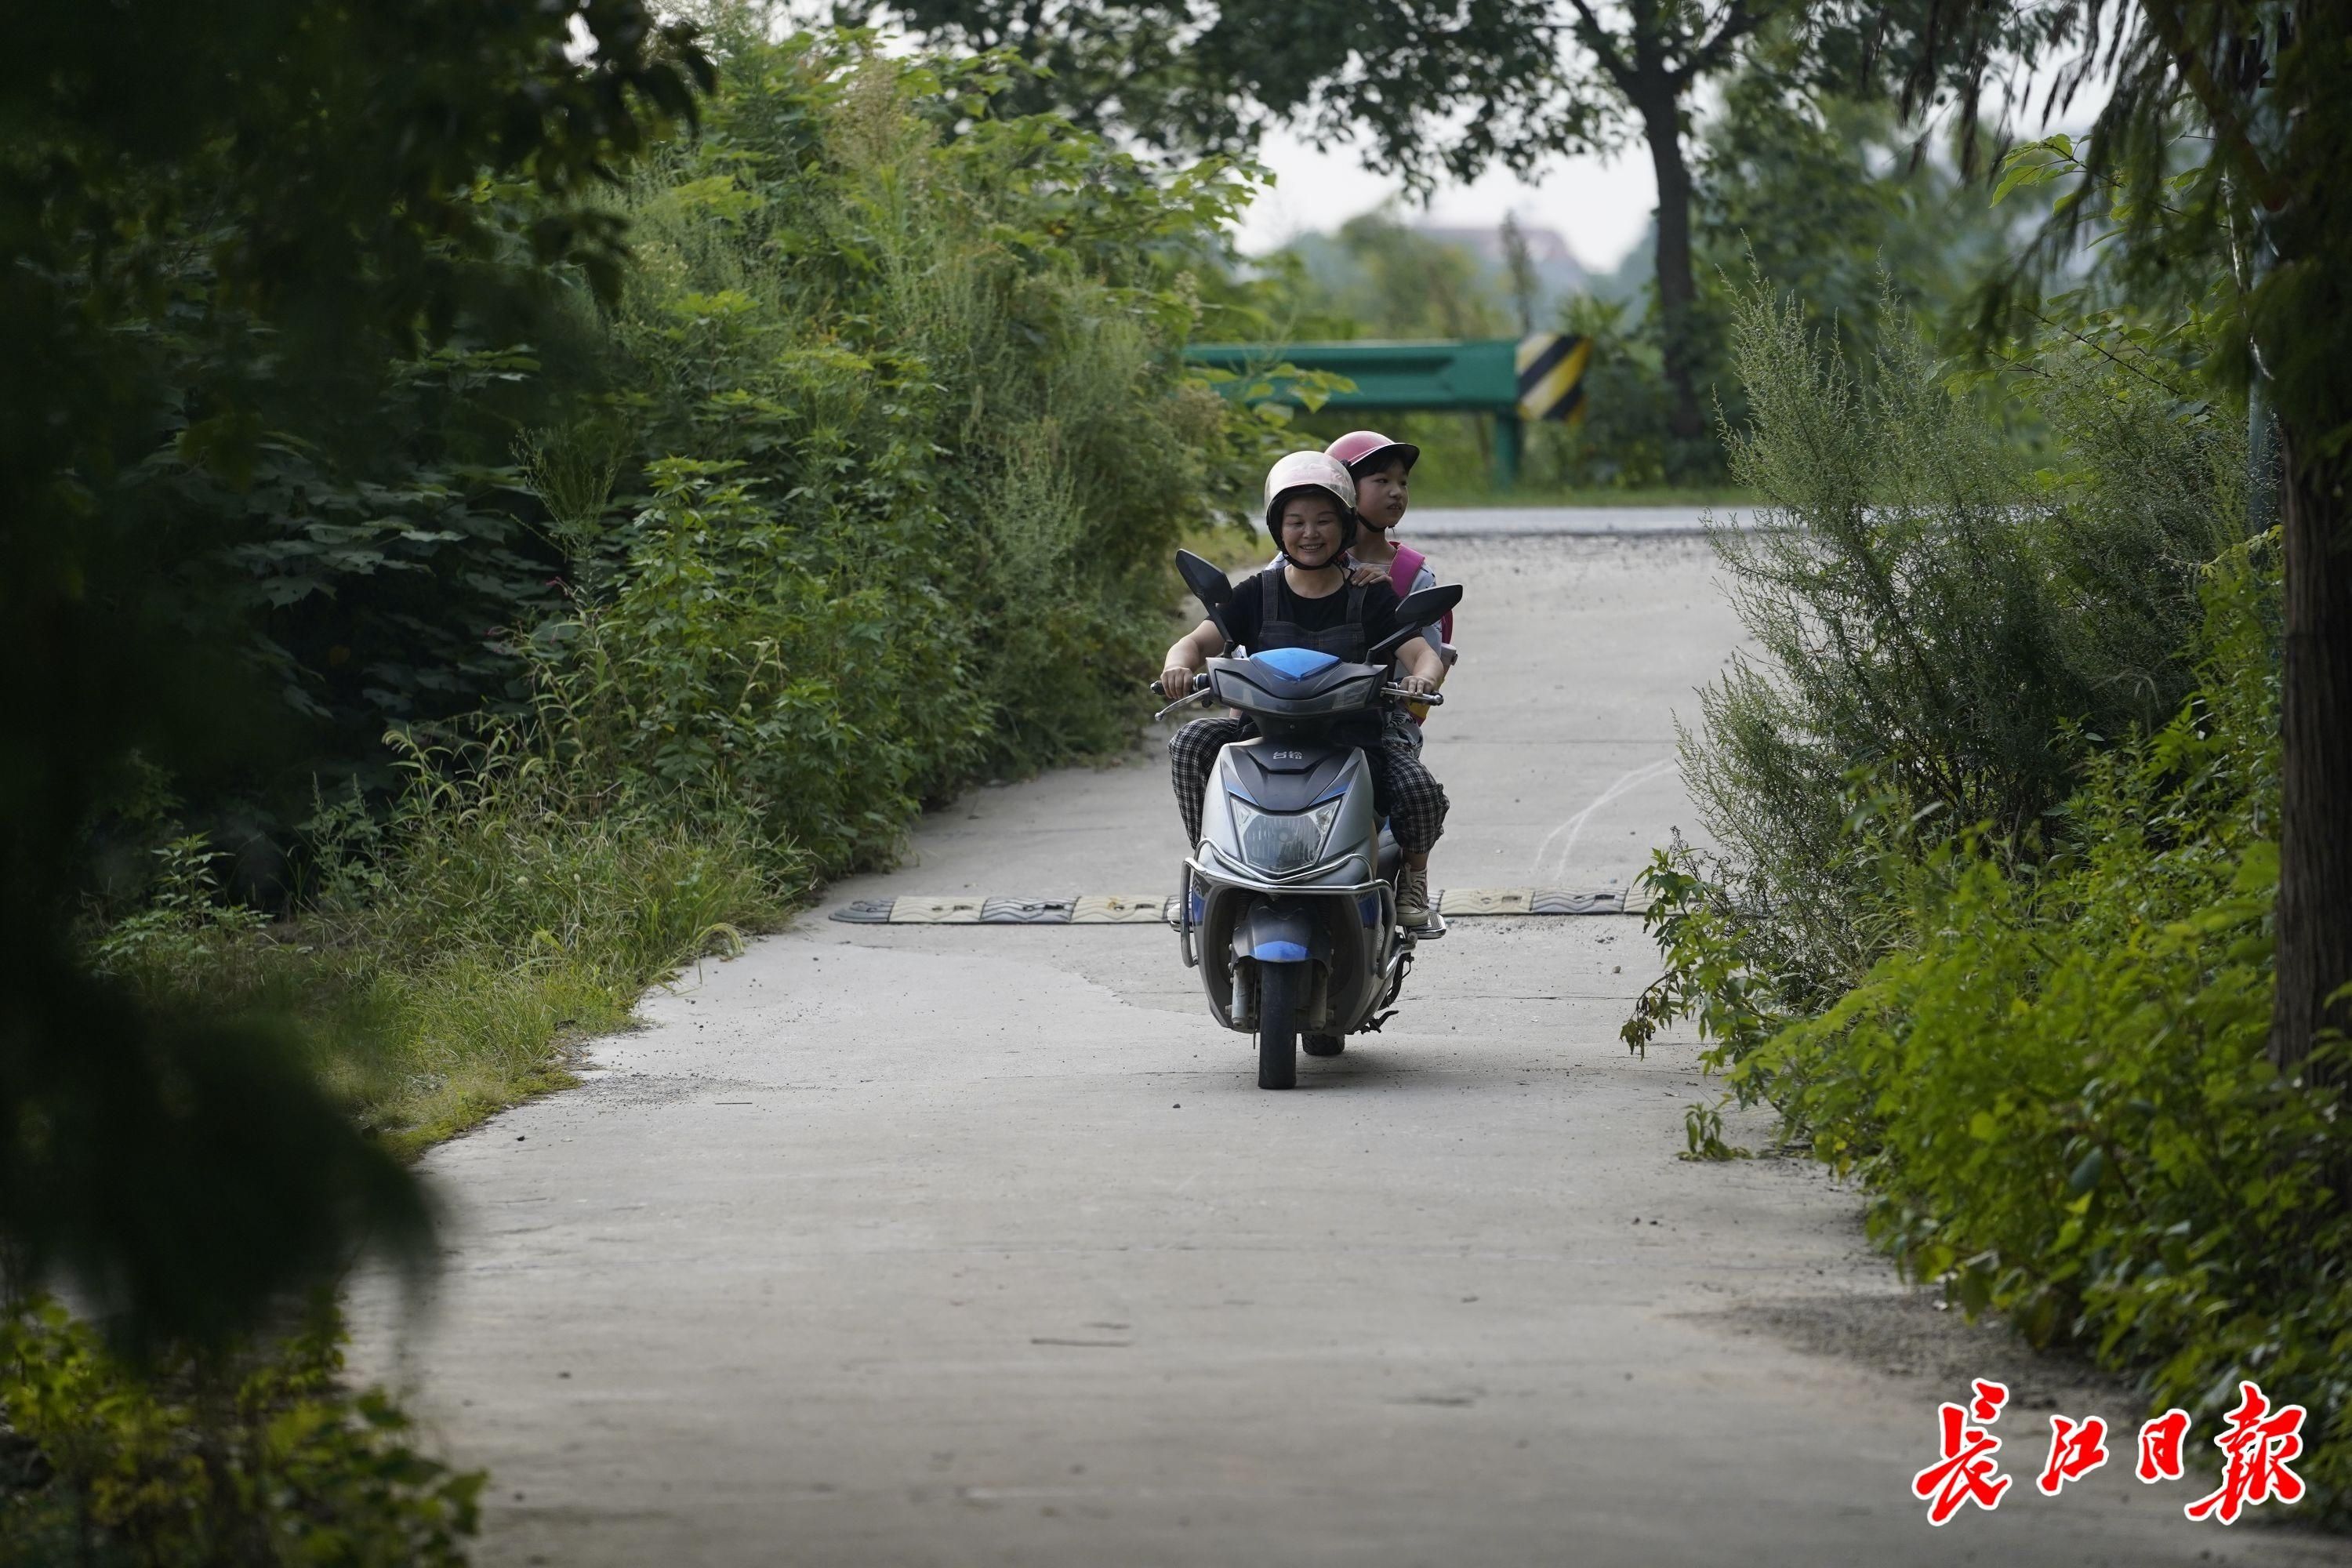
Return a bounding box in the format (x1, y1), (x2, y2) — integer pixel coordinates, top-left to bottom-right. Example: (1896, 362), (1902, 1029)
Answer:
(1396, 867), (1434, 927)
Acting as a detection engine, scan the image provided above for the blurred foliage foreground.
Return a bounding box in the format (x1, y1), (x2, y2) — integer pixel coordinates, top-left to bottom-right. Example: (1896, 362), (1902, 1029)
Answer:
(1625, 281), (2352, 1518)
(2, 1301), (477, 1567)
(4, 24), (1291, 1561)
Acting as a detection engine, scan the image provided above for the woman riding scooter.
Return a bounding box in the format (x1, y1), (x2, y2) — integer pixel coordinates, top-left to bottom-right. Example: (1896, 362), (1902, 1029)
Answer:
(1161, 452), (1450, 927)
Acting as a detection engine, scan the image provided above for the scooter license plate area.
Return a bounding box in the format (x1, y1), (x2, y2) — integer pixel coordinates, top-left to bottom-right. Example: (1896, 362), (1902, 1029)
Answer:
(1226, 953), (1341, 1033)
(1213, 895), (1380, 1036)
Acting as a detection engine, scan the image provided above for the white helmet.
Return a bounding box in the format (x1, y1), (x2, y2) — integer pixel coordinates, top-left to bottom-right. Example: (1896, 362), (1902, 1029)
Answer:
(1261, 451), (1359, 557)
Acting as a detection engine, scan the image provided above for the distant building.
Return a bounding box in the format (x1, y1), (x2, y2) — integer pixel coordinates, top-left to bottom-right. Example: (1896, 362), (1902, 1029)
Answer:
(1267, 212), (1637, 327)
(1414, 223), (1584, 276)
(1411, 223), (1590, 318)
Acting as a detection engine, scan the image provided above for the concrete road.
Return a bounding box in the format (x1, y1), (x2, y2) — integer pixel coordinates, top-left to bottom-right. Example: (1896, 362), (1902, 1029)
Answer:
(350, 535), (2339, 1566)
(1407, 504), (1748, 537)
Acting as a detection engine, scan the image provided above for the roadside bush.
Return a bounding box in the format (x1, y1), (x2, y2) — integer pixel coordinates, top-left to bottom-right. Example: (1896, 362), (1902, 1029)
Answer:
(557, 34), (1277, 855)
(304, 712), (794, 1148)
(1673, 284), (2245, 1006)
(1626, 281), (2349, 1511)
(1, 1296), (478, 1566)
(1639, 542), (2352, 1512)
(1534, 293), (1682, 492)
(527, 459), (956, 877)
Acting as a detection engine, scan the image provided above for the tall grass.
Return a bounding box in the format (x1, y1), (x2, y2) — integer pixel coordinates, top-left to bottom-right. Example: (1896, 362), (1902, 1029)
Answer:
(88, 35), (1284, 1149)
(101, 698), (797, 1152)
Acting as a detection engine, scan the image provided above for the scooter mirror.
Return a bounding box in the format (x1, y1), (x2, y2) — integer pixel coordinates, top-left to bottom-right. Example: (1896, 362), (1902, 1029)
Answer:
(1174, 550), (1233, 615)
(1392, 583), (1462, 626)
(1369, 583), (1465, 662)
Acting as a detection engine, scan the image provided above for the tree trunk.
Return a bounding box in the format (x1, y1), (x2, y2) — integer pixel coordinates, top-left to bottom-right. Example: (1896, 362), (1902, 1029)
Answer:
(1637, 84), (1707, 446)
(2270, 426), (2352, 1083)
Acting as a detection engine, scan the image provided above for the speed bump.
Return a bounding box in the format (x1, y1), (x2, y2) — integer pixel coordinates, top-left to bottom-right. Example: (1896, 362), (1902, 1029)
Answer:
(1530, 888), (1630, 915)
(1439, 886), (1534, 916)
(884, 895), (983, 924)
(830, 888), (1642, 924)
(980, 896), (1074, 924)
(1072, 894), (1169, 924)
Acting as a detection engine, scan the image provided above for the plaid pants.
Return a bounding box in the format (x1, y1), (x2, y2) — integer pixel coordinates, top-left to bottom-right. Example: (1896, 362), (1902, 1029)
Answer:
(1169, 709), (1448, 853)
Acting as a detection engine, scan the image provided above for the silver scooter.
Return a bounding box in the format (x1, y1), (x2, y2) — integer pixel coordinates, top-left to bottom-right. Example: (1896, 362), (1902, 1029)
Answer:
(1157, 551), (1464, 1089)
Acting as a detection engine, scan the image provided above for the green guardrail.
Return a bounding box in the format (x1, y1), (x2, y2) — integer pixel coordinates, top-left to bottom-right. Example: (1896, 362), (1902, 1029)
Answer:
(1183, 335), (1589, 490)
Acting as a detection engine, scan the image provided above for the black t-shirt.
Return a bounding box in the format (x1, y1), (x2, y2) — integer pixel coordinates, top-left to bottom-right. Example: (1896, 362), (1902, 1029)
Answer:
(1214, 570), (1416, 747)
(1217, 570), (1411, 659)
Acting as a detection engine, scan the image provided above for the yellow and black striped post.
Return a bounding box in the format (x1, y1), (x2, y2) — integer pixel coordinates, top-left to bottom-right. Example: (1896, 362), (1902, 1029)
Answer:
(1490, 333), (1591, 488)
(1515, 332), (1592, 423)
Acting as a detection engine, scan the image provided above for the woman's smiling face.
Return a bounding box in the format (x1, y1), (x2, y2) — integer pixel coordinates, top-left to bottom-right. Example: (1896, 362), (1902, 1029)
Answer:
(1278, 494), (1345, 567)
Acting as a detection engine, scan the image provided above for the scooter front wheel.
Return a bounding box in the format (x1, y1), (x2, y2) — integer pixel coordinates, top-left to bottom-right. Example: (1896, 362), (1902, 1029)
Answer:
(1257, 962), (1304, 1090)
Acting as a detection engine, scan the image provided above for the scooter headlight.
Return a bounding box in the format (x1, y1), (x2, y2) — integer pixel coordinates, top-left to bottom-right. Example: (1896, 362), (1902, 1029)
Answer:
(1229, 798), (1344, 873)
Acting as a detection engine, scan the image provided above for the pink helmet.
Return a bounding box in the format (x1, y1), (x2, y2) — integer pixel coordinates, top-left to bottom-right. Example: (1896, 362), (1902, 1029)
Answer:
(1326, 430), (1421, 477)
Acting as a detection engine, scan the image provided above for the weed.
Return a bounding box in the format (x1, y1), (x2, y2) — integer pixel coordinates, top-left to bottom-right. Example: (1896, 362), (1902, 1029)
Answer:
(0, 1296), (480, 1566)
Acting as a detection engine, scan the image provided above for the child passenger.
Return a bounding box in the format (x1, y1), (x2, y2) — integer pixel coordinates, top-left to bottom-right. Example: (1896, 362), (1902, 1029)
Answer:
(1160, 452), (1450, 927)
(1325, 430), (1453, 728)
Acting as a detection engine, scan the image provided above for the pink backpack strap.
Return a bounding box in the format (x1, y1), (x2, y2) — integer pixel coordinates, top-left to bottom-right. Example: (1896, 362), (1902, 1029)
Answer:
(1386, 544), (1454, 644)
(1386, 544), (1425, 600)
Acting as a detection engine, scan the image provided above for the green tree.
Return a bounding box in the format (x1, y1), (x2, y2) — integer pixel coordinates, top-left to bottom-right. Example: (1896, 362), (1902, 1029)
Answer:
(862, 0), (1777, 463)
(1895, 0), (2352, 1083)
(1, 0), (710, 1348)
(1549, 1), (1770, 447)
(1693, 50), (2033, 358)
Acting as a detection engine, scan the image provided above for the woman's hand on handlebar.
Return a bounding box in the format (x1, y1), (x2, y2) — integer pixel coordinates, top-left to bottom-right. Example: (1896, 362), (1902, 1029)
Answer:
(1392, 673), (1436, 696)
(1159, 621), (1226, 698)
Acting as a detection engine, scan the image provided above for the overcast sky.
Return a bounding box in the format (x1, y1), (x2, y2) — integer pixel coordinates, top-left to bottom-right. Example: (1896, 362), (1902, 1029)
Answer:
(1235, 132), (1658, 274)
(1229, 58), (2105, 271)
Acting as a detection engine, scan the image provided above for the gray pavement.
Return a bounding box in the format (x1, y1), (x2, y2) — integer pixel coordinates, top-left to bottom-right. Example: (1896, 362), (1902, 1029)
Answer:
(350, 534), (2339, 1566)
(1406, 504), (1750, 536)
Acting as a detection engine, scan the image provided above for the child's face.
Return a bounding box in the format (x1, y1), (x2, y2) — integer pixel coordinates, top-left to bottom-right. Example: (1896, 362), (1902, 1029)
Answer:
(1354, 458), (1410, 531)
(1278, 495), (1345, 568)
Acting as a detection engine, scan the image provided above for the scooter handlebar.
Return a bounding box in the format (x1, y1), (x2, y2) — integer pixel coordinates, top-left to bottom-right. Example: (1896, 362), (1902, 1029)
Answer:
(1150, 672), (1214, 721)
(1148, 673), (1442, 710)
